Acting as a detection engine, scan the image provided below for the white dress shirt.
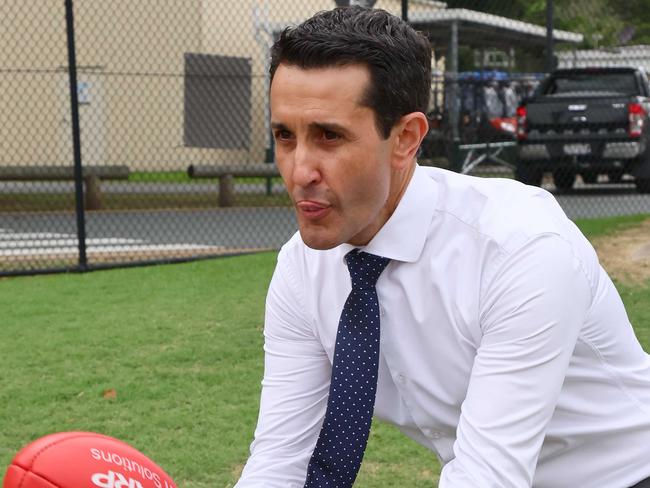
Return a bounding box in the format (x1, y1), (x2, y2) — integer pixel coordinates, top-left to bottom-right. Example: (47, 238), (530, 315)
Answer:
(235, 165), (650, 488)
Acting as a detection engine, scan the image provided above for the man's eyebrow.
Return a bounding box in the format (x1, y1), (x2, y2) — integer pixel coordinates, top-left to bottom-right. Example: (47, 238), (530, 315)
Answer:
(271, 121), (353, 136)
(309, 122), (352, 136)
(270, 122), (289, 131)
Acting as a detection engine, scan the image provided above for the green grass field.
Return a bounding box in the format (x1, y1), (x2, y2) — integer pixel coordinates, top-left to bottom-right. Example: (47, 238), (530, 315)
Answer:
(0, 216), (648, 487)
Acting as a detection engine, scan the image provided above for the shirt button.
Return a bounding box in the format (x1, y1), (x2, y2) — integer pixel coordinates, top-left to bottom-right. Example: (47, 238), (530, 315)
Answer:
(395, 373), (406, 384)
(379, 306), (386, 316)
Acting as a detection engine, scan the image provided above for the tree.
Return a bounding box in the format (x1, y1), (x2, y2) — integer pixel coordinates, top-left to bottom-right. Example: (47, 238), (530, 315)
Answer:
(441, 0), (650, 48)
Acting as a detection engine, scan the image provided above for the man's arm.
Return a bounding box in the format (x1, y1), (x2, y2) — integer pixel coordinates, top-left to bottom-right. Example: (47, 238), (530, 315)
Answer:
(440, 234), (592, 487)
(235, 250), (331, 487)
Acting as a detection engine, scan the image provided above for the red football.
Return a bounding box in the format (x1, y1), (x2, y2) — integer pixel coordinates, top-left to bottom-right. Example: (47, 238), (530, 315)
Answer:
(3, 432), (176, 488)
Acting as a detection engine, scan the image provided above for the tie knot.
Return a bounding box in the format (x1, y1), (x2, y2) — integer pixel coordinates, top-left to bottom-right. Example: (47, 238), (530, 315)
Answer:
(345, 250), (390, 290)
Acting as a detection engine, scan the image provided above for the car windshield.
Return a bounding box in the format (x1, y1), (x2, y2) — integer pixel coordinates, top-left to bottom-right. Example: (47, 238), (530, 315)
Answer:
(546, 73), (638, 96)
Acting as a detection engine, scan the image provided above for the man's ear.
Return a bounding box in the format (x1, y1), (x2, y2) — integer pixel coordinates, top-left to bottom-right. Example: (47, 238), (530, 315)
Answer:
(390, 112), (429, 170)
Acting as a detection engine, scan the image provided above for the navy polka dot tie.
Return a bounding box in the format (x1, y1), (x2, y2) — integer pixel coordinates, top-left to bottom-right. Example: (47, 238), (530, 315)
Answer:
(304, 249), (391, 488)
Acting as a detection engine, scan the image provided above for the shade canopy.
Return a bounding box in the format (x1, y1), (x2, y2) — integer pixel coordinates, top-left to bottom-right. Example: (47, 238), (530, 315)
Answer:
(409, 8), (583, 52)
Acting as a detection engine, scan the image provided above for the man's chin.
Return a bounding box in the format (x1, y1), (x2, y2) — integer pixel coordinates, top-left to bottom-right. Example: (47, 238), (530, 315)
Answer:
(298, 226), (341, 251)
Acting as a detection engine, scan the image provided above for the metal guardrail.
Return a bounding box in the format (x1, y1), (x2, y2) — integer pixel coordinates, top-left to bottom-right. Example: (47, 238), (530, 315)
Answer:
(458, 141), (517, 174)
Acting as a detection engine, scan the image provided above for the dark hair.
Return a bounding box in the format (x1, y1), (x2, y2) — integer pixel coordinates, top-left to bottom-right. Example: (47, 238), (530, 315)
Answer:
(270, 6), (431, 139)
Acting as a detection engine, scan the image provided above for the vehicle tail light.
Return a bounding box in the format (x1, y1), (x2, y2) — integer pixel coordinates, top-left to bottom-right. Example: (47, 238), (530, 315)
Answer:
(629, 102), (646, 138)
(516, 105), (527, 140)
(490, 117), (517, 135)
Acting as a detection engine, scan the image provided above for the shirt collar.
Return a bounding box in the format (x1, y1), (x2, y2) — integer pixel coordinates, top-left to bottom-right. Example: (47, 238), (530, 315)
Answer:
(337, 164), (438, 263)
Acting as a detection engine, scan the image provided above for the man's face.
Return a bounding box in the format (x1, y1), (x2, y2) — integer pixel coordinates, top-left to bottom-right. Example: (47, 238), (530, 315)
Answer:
(270, 63), (402, 250)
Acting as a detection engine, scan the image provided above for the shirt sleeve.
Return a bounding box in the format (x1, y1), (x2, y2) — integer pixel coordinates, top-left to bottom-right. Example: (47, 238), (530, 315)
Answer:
(440, 234), (593, 487)
(235, 249), (331, 488)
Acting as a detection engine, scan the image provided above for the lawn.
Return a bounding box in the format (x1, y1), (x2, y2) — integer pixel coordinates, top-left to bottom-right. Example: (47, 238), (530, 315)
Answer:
(574, 213), (650, 238)
(0, 216), (648, 487)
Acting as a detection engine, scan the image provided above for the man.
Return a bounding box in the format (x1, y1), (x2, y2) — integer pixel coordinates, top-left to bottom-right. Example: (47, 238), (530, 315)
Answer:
(235, 6), (650, 487)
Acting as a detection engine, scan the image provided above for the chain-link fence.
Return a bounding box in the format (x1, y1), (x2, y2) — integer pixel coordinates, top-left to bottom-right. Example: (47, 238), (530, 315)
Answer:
(2, 0), (649, 276)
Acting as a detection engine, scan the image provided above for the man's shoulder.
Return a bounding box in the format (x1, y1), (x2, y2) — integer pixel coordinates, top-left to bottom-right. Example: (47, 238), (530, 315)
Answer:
(423, 167), (571, 252)
(279, 231), (304, 255)
(277, 231), (305, 271)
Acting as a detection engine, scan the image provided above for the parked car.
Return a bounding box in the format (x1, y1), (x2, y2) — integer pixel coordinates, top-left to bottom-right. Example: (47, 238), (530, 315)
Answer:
(515, 67), (650, 193)
(420, 71), (542, 161)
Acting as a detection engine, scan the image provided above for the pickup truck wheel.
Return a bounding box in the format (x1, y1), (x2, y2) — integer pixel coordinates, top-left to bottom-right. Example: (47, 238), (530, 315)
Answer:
(581, 173), (597, 184)
(553, 171), (575, 191)
(636, 178), (650, 194)
(515, 166), (542, 187)
(608, 170), (624, 183)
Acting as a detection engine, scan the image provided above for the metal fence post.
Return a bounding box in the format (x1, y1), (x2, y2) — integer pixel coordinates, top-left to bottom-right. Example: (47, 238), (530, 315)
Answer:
(64, 0), (88, 270)
(545, 0), (555, 72)
(448, 19), (461, 172)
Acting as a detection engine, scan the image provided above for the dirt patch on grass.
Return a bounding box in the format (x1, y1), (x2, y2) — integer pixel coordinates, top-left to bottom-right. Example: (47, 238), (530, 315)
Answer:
(591, 219), (650, 286)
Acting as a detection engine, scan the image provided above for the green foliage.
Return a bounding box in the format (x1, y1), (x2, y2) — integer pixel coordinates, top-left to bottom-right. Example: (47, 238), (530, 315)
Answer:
(553, 0), (624, 48)
(444, 0), (650, 47)
(608, 0), (650, 45)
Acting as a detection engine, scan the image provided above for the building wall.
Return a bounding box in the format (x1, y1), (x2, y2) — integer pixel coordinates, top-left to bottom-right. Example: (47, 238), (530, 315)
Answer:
(73, 0), (203, 170)
(0, 1), (70, 167)
(0, 0), (441, 171)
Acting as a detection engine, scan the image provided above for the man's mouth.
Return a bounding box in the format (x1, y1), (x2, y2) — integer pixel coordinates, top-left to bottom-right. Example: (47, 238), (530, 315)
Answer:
(296, 200), (332, 220)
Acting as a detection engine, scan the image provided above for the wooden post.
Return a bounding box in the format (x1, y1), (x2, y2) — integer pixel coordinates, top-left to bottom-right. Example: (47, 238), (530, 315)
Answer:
(218, 175), (235, 207)
(84, 175), (101, 210)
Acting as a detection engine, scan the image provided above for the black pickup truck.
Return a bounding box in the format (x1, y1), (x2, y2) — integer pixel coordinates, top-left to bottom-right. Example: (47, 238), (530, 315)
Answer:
(515, 67), (650, 193)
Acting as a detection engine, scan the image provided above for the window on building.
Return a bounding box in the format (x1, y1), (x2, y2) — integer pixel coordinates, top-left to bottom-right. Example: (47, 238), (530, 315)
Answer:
(183, 53), (251, 149)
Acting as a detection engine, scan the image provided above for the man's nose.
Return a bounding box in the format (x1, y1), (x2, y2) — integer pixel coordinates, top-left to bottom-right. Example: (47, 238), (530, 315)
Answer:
(291, 141), (321, 187)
